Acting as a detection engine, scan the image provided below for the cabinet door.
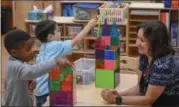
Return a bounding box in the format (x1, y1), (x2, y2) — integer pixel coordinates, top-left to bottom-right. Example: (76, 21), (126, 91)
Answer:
(13, 1), (43, 31)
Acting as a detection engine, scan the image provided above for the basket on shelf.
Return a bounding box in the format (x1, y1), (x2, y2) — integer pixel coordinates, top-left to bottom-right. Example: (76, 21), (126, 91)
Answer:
(98, 3), (128, 25)
(67, 25), (83, 37)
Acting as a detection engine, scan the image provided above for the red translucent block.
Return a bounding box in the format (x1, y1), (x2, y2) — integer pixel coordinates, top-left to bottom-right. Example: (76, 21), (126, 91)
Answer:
(61, 81), (72, 92)
(95, 38), (105, 49)
(102, 36), (110, 45)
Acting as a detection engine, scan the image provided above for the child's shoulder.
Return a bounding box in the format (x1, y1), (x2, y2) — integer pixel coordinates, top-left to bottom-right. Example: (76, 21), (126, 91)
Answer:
(6, 57), (24, 71)
(41, 41), (64, 48)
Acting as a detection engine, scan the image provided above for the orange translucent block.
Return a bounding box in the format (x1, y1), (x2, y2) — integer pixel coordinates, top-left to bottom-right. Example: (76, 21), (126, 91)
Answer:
(49, 66), (60, 80)
(96, 59), (104, 69)
(110, 46), (118, 50)
(65, 73), (72, 82)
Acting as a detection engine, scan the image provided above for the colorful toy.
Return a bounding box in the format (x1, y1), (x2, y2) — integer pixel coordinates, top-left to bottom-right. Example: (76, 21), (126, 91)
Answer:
(49, 65), (76, 106)
(95, 19), (120, 89)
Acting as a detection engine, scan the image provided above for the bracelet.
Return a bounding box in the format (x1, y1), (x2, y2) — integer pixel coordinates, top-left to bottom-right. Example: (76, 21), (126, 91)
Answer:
(116, 96), (122, 105)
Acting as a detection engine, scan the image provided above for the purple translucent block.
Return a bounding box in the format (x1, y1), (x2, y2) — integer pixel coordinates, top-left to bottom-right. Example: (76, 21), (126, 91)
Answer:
(50, 91), (73, 101)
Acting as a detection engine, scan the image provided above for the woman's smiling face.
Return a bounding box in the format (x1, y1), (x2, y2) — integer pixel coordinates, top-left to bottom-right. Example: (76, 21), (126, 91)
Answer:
(136, 28), (150, 55)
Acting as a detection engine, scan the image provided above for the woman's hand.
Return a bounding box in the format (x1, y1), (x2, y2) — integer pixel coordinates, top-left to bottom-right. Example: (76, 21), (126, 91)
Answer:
(101, 89), (120, 104)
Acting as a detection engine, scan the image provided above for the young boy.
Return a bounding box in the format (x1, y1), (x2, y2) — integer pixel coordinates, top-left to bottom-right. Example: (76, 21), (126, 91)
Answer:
(34, 18), (97, 106)
(2, 29), (71, 106)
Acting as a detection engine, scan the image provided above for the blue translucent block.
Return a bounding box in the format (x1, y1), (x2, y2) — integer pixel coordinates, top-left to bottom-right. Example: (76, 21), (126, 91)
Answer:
(104, 50), (115, 60)
(95, 49), (104, 60)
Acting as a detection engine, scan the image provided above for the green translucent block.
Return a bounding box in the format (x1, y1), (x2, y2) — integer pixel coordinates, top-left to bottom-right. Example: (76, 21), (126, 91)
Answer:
(49, 80), (60, 92)
(111, 36), (119, 46)
(60, 74), (65, 81)
(95, 69), (115, 89)
(59, 65), (72, 73)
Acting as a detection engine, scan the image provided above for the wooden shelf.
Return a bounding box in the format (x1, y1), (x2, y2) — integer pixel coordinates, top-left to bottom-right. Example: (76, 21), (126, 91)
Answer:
(129, 26), (136, 28)
(120, 52), (127, 56)
(129, 32), (136, 35)
(173, 47), (179, 49)
(121, 37), (126, 41)
(30, 34), (36, 38)
(129, 3), (164, 9)
(84, 36), (97, 40)
(129, 38), (136, 41)
(129, 44), (137, 47)
(61, 36), (74, 39)
(130, 19), (148, 22)
(60, 0), (104, 3)
(161, 8), (179, 11)
(84, 50), (95, 54)
(72, 50), (85, 54)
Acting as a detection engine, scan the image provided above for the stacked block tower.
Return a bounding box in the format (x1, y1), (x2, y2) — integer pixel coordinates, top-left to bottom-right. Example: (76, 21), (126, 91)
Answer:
(49, 65), (76, 106)
(95, 20), (120, 89)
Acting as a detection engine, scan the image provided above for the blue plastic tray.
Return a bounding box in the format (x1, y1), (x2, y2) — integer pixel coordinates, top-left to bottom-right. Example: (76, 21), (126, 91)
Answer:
(73, 3), (100, 9)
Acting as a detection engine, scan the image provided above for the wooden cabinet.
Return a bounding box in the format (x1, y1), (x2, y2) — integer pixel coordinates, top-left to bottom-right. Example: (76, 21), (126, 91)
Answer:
(12, 1), (43, 31)
(127, 3), (163, 57)
(12, 1), (60, 31)
(127, 3), (179, 57)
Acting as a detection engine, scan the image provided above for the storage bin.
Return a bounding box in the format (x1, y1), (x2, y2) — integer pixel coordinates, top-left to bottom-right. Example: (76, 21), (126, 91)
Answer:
(67, 26), (83, 37)
(99, 3), (128, 24)
(73, 3), (100, 20)
(74, 58), (95, 85)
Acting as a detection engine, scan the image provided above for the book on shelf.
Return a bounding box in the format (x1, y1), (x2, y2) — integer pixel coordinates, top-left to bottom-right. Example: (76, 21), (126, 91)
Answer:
(160, 11), (170, 30)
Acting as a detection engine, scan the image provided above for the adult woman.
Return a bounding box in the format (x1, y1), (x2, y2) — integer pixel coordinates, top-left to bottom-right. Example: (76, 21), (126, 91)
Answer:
(101, 20), (179, 107)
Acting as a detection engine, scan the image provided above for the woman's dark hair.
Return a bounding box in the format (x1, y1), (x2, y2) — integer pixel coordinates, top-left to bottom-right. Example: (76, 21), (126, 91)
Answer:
(137, 20), (175, 59)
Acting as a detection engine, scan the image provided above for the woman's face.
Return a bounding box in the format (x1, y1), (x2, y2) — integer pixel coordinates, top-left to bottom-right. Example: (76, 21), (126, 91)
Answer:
(136, 28), (150, 55)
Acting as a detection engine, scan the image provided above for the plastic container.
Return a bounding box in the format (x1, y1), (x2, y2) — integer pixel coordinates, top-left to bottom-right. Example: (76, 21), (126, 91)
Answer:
(99, 3), (128, 24)
(67, 25), (83, 36)
(74, 58), (95, 85)
(73, 3), (100, 20)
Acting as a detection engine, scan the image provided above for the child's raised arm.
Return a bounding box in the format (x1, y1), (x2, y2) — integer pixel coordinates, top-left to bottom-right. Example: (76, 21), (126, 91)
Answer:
(14, 58), (71, 80)
(71, 17), (97, 47)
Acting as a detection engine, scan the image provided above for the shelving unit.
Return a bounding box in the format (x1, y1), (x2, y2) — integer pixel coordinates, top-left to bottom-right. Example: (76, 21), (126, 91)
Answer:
(25, 16), (128, 62)
(127, 3), (179, 57)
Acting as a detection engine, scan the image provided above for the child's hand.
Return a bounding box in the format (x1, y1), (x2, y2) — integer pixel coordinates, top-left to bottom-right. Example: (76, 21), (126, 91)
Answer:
(55, 58), (72, 67)
(28, 80), (36, 93)
(86, 17), (98, 29)
(101, 89), (119, 104)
